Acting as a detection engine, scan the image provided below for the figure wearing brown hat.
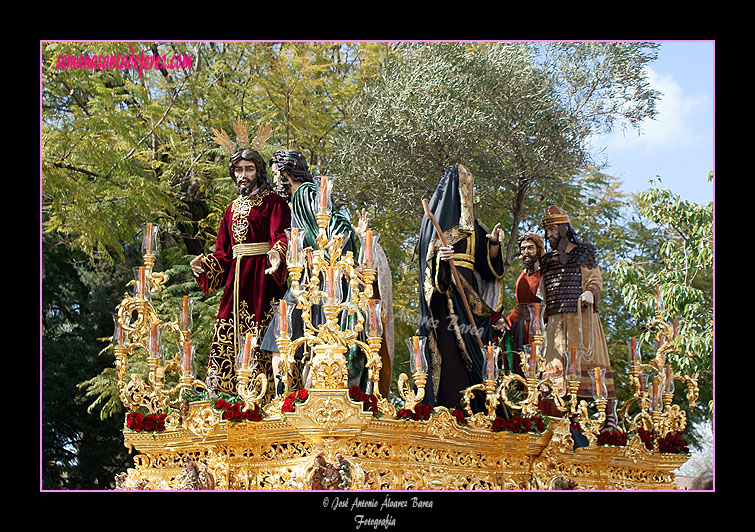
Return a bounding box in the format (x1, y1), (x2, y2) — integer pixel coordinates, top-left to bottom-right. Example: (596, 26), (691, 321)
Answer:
(539, 205), (617, 431)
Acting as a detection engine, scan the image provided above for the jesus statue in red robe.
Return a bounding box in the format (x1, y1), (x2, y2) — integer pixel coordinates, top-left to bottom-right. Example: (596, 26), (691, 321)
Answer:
(191, 122), (290, 397)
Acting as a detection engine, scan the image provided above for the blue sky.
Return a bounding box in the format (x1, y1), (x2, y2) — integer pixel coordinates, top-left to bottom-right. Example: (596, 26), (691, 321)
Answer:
(589, 40), (715, 206)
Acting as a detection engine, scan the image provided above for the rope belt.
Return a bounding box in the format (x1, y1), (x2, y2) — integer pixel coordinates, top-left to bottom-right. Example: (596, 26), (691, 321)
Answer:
(233, 242), (271, 258)
(232, 242), (271, 355)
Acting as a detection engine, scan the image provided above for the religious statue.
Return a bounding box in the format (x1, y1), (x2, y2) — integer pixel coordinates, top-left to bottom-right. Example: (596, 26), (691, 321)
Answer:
(258, 149), (362, 393)
(177, 456), (216, 491)
(190, 119), (289, 398)
(491, 232), (545, 376)
(310, 451), (342, 490)
(539, 205), (618, 430)
(417, 164), (506, 411)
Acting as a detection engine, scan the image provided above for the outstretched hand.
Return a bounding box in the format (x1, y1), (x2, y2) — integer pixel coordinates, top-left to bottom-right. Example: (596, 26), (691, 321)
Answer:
(352, 208), (370, 237)
(486, 223), (504, 243)
(190, 255), (205, 277)
(265, 250), (281, 275)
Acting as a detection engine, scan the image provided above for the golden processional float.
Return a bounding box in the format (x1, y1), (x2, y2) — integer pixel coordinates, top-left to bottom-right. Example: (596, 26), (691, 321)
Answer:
(113, 193), (700, 492)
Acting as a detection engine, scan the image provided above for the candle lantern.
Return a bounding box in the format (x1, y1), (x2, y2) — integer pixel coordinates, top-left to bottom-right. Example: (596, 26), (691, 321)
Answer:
(182, 341), (195, 378)
(179, 296), (194, 332)
(664, 364), (675, 394)
(566, 345), (581, 382)
(112, 314), (125, 347)
(318, 176), (332, 213)
(366, 299), (383, 338)
(236, 331), (259, 371)
(148, 322), (165, 360)
(286, 226), (306, 267)
(405, 336), (428, 375)
(639, 373), (649, 393)
(141, 222), (160, 257)
(359, 230), (379, 269)
(522, 344), (537, 375)
(323, 266), (343, 306)
(628, 337), (642, 366)
(274, 300), (294, 339)
(484, 342), (500, 381)
(589, 367), (607, 400)
(528, 303), (543, 337)
(132, 266), (151, 301)
(650, 377), (662, 412)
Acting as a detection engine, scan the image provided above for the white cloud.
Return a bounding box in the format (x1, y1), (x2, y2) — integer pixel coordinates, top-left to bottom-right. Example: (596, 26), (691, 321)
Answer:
(594, 67), (709, 157)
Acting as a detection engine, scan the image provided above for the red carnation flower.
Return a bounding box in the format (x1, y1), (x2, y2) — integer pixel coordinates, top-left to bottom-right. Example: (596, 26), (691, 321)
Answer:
(298, 389), (309, 401)
(452, 408), (467, 424)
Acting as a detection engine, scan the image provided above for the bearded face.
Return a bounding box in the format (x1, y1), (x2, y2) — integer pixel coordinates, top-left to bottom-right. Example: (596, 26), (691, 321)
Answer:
(233, 160), (257, 197)
(545, 225), (561, 250)
(271, 162), (294, 200)
(519, 238), (541, 273)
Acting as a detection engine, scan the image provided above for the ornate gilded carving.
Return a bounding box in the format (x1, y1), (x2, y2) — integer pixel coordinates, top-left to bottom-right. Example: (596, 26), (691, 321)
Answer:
(113, 221), (697, 492)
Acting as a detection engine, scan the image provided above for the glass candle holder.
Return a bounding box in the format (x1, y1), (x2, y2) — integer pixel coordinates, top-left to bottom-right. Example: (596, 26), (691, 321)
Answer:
(132, 266), (151, 301)
(639, 373), (649, 393)
(179, 296), (194, 332)
(182, 341), (195, 377)
(147, 322), (164, 360)
(274, 300), (294, 339)
(112, 314), (125, 348)
(286, 226), (306, 267)
(141, 222), (160, 257)
(589, 367), (607, 400)
(628, 337), (642, 366)
(359, 230), (379, 269)
(664, 364), (675, 394)
(323, 266), (343, 306)
(236, 331), (259, 371)
(528, 303), (544, 337)
(484, 342), (500, 381)
(406, 336), (428, 375)
(650, 377), (662, 411)
(318, 176), (332, 213)
(566, 345), (581, 382)
(522, 344), (537, 375)
(366, 299), (383, 338)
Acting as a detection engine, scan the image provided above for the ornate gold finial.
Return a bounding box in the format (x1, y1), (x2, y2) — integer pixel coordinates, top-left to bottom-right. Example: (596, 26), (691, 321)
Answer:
(212, 117), (274, 154)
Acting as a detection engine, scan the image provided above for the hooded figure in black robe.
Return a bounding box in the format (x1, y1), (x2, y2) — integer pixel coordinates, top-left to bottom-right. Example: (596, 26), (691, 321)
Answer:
(417, 164), (506, 410)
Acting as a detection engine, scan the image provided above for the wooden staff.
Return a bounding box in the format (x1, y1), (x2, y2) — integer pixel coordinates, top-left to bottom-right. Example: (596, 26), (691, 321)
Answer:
(422, 199), (484, 350)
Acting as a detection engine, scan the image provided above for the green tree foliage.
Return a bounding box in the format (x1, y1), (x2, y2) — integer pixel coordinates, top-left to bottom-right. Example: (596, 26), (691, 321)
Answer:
(330, 42), (661, 386)
(41, 41), (388, 488)
(41, 41), (710, 488)
(612, 174), (714, 415)
(42, 232), (135, 488)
